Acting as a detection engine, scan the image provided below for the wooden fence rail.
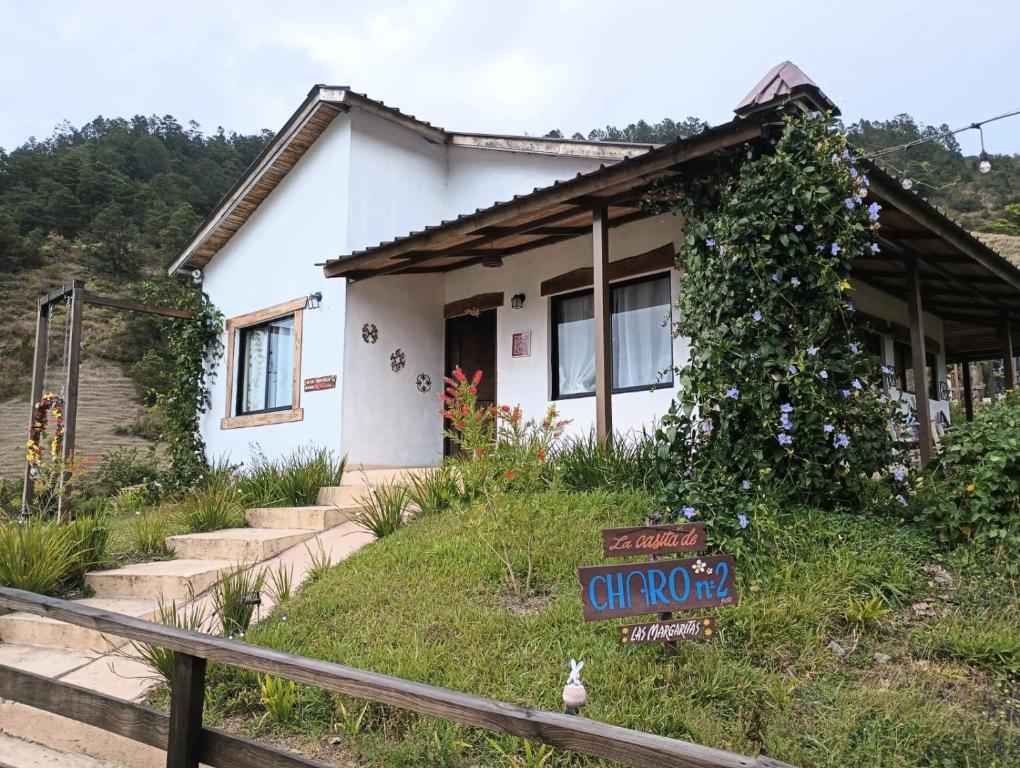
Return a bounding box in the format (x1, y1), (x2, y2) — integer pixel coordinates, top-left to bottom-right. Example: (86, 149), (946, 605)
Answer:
(0, 587), (794, 768)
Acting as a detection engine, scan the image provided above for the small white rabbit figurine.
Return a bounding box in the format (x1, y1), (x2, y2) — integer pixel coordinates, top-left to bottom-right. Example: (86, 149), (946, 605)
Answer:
(562, 658), (587, 714)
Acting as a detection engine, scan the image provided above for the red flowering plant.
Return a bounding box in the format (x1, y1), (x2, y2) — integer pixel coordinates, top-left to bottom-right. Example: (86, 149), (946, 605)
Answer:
(439, 367), (570, 494)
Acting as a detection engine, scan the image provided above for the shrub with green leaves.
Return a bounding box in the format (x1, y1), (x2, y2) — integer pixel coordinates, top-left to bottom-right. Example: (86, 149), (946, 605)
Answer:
(645, 111), (902, 531)
(235, 447), (346, 507)
(929, 391), (1020, 550)
(0, 519), (79, 594)
(554, 431), (657, 491)
(82, 446), (159, 498)
(356, 485), (409, 538)
(211, 566), (266, 638)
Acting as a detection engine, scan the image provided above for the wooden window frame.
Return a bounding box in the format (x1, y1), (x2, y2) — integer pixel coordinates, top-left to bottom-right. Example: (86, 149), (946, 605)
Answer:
(550, 271), (674, 400)
(221, 297), (305, 429)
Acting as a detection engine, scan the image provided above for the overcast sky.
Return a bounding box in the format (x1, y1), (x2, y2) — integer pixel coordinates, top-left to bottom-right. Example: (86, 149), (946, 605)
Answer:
(2, 0), (1018, 156)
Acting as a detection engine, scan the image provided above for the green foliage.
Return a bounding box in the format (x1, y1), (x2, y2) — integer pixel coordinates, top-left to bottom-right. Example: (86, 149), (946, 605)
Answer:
(484, 737), (554, 768)
(405, 466), (461, 516)
(844, 593), (891, 630)
(356, 485), (410, 539)
(211, 566), (266, 638)
(62, 512), (110, 583)
(303, 541), (333, 584)
(0, 477), (23, 517)
(0, 519), (80, 594)
(234, 447), (346, 507)
(553, 431), (657, 491)
(132, 597), (207, 683)
(926, 391), (1020, 552)
(133, 279), (223, 490)
(129, 510), (174, 558)
(81, 446), (160, 498)
(177, 475), (245, 533)
(258, 675), (299, 725)
(646, 112), (902, 527)
(265, 563), (293, 605)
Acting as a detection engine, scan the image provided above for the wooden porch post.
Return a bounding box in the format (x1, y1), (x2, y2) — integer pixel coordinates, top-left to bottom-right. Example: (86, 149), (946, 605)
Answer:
(21, 298), (52, 512)
(1000, 313), (1016, 392)
(906, 258), (933, 466)
(592, 207), (613, 442)
(961, 361), (974, 421)
(58, 280), (85, 520)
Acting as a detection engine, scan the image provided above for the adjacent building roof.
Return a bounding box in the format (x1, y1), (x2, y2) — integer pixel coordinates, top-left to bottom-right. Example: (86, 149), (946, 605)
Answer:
(167, 87), (656, 275)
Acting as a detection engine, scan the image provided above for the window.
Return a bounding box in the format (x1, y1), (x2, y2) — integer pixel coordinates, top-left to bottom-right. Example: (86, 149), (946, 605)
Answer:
(221, 297), (306, 429)
(894, 341), (937, 400)
(551, 273), (673, 399)
(237, 315), (295, 414)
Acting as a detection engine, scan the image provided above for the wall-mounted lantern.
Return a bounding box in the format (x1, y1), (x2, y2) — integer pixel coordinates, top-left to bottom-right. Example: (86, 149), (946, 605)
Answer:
(511, 292), (526, 310)
(306, 291), (323, 309)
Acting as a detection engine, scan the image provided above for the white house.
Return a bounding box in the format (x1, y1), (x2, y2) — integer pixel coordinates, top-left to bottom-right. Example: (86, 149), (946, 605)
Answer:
(170, 62), (1020, 468)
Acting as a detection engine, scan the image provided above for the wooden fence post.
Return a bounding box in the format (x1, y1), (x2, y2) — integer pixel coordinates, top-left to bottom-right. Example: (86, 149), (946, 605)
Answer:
(21, 299), (51, 512)
(166, 653), (207, 768)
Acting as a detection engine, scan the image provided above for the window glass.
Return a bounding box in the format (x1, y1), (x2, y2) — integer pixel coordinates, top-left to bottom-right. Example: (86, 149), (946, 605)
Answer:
(239, 315), (294, 414)
(552, 273), (673, 398)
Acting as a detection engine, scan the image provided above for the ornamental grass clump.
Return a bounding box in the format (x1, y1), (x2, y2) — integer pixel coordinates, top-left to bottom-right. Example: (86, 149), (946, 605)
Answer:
(645, 110), (904, 536)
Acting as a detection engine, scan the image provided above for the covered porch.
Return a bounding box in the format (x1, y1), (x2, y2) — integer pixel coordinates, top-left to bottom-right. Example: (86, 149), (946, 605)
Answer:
(326, 112), (1020, 468)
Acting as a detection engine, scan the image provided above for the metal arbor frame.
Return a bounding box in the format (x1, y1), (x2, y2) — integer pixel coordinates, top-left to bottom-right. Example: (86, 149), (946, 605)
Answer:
(22, 279), (193, 516)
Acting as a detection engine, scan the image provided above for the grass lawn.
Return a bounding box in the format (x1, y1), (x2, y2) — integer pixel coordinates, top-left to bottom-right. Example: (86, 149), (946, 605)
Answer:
(202, 489), (1019, 767)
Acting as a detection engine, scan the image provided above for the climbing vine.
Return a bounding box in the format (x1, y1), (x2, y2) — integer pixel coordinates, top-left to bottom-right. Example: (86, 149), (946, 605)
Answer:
(136, 279), (223, 490)
(645, 111), (905, 536)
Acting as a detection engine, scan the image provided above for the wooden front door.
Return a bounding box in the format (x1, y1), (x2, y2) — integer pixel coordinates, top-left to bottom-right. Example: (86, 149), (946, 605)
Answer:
(444, 310), (497, 455)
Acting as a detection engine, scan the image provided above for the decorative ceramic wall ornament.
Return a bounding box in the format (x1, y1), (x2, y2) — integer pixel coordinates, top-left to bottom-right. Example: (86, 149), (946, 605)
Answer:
(362, 323), (378, 344)
(390, 349), (406, 372)
(416, 373), (432, 393)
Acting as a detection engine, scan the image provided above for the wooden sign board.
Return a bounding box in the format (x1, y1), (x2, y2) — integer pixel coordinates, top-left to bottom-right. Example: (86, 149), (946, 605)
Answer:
(578, 554), (738, 621)
(602, 522), (705, 558)
(303, 375), (337, 392)
(619, 616), (716, 645)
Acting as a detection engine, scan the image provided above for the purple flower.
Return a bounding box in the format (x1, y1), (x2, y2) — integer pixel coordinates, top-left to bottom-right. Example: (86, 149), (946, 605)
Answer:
(881, 365), (894, 375)
(841, 389), (851, 399)
(752, 310), (763, 322)
(770, 272), (781, 282)
(738, 513), (749, 529)
(850, 167), (859, 179)
(868, 202), (882, 221)
(682, 506), (697, 519)
(780, 412), (794, 430)
(849, 342), (859, 354)
(819, 370), (829, 380)
(833, 432), (851, 449)
(861, 174), (870, 188)
(794, 223), (804, 232)
(741, 479), (751, 491)
(893, 466), (906, 482)
(807, 346), (818, 356)
(844, 198), (856, 210)
(831, 242), (842, 256)
(823, 423), (835, 433)
(789, 364), (799, 375)
(896, 495), (908, 507)
(725, 387), (740, 400)
(852, 378), (863, 390)
(790, 276), (801, 287)
(701, 419), (713, 434)
(777, 433), (793, 446)
(705, 238), (715, 248)
(870, 242), (881, 254)
(846, 303), (855, 313)
(780, 402), (794, 414)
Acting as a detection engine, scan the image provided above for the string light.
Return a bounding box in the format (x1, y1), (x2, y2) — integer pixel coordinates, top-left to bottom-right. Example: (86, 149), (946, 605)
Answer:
(976, 124), (992, 174)
(859, 107), (1020, 165)
(900, 147), (913, 190)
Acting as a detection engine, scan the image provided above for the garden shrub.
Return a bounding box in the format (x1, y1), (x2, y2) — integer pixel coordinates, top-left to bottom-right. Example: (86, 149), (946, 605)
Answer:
(554, 431), (658, 491)
(643, 111), (905, 536)
(0, 518), (95, 594)
(928, 391), (1020, 551)
(234, 447), (346, 507)
(82, 446), (160, 498)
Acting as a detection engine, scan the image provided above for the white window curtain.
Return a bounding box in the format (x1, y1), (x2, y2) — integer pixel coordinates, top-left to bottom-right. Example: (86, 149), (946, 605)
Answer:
(612, 277), (673, 390)
(556, 292), (596, 396)
(553, 274), (673, 398)
(240, 315), (294, 413)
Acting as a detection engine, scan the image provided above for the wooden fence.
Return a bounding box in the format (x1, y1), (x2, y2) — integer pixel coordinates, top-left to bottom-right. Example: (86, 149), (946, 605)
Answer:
(0, 587), (794, 768)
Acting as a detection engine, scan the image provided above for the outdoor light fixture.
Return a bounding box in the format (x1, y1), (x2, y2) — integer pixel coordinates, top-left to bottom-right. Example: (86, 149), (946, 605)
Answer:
(191, 269), (203, 285)
(511, 292), (526, 309)
(975, 124), (992, 174)
(481, 243), (503, 268)
(900, 147), (913, 190)
(306, 291), (323, 309)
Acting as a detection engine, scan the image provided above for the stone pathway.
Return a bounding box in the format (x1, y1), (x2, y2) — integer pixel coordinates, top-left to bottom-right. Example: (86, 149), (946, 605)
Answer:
(0, 467), (424, 767)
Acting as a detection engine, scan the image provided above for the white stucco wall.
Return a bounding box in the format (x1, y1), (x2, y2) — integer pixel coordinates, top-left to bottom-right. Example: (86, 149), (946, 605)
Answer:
(341, 274), (446, 467)
(199, 117), (352, 465)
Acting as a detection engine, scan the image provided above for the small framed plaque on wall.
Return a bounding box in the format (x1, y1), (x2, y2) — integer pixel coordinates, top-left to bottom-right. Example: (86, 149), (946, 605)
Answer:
(511, 331), (532, 358)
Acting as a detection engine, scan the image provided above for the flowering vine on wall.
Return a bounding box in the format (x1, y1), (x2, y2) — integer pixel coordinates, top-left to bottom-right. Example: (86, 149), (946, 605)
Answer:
(644, 111), (906, 540)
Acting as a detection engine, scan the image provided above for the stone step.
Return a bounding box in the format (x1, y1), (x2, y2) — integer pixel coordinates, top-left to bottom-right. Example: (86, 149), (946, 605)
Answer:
(339, 467), (428, 487)
(0, 731), (124, 768)
(316, 485), (372, 506)
(85, 559), (233, 600)
(165, 528), (316, 562)
(0, 598), (159, 653)
(245, 504), (360, 531)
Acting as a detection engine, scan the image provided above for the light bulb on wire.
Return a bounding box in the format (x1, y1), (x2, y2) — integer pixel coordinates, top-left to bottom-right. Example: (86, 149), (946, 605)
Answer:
(900, 146), (913, 190)
(976, 124), (992, 174)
